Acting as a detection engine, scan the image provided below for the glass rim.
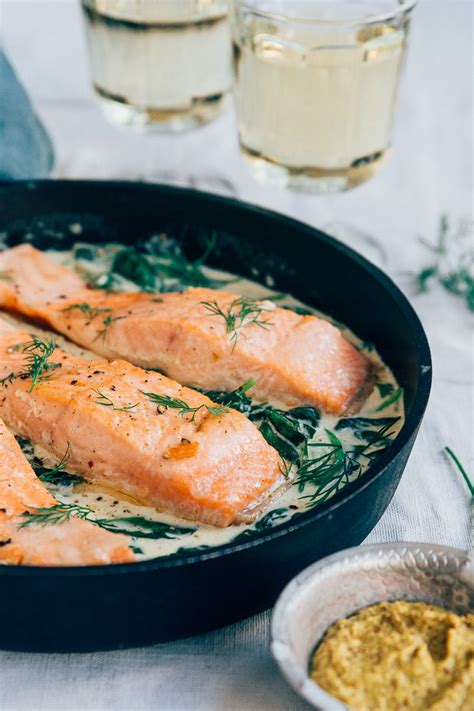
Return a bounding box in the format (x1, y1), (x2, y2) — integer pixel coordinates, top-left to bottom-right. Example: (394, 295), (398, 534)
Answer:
(235, 0), (418, 26)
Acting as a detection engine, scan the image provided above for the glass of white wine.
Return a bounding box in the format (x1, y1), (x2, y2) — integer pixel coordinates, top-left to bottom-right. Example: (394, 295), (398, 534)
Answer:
(231, 0), (417, 192)
(81, 0), (232, 131)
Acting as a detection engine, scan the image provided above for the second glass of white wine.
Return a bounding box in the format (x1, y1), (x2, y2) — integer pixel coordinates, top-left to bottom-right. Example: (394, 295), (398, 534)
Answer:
(231, 0), (417, 192)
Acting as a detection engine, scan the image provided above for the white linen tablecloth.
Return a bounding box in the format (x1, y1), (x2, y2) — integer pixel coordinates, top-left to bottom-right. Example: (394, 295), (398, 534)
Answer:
(0, 1), (472, 709)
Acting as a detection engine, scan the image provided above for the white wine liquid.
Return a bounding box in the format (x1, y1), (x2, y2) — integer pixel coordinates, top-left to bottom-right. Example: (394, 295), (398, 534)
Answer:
(232, 16), (409, 190)
(82, 0), (232, 130)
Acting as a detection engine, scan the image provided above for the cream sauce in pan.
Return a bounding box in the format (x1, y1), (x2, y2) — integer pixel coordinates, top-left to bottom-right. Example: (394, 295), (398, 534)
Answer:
(4, 246), (404, 561)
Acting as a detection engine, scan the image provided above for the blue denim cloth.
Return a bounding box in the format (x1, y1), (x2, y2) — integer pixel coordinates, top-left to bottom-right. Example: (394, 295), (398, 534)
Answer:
(0, 51), (54, 180)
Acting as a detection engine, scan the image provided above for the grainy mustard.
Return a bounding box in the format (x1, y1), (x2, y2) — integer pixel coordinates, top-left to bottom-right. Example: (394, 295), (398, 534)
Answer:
(311, 600), (474, 711)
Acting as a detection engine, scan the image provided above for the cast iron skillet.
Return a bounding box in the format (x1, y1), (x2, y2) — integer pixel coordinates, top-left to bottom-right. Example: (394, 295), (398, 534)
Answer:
(0, 180), (431, 652)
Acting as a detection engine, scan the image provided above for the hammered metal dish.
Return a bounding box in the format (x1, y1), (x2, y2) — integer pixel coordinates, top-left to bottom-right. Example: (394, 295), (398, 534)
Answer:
(272, 542), (474, 710)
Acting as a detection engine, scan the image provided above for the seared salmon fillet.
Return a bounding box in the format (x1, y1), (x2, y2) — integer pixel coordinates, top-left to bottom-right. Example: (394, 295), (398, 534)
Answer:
(0, 245), (371, 414)
(0, 418), (135, 566)
(0, 319), (284, 527)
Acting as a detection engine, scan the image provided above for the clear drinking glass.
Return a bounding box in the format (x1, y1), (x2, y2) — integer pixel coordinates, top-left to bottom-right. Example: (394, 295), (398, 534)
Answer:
(231, 0), (417, 192)
(81, 0), (232, 131)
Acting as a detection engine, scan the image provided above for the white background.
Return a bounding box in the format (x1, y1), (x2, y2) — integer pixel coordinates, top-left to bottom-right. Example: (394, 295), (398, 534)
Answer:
(0, 1), (473, 709)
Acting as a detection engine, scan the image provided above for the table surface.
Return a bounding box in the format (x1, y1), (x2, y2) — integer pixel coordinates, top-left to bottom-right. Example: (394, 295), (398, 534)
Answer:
(1, 1), (473, 709)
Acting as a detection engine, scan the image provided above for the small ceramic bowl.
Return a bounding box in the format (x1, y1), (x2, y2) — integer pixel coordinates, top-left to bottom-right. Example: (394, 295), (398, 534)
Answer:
(271, 542), (474, 710)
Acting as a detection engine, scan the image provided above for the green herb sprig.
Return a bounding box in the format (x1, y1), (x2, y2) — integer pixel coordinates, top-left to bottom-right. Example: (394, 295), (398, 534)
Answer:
(140, 391), (228, 422)
(63, 303), (112, 321)
(445, 447), (473, 499)
(93, 389), (139, 412)
(20, 503), (92, 528)
(201, 296), (274, 349)
(297, 420), (398, 506)
(416, 215), (474, 311)
(62, 302), (121, 341)
(20, 337), (60, 392)
(36, 444), (83, 486)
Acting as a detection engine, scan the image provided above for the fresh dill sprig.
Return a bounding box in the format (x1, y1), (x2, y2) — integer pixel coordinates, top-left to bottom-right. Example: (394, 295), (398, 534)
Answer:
(278, 458), (294, 479)
(297, 422), (397, 506)
(20, 502), (93, 528)
(445, 446), (474, 499)
(62, 302), (121, 341)
(20, 337), (59, 392)
(36, 445), (82, 487)
(201, 296), (274, 349)
(416, 215), (474, 311)
(140, 391), (228, 422)
(374, 387), (403, 412)
(63, 302), (112, 321)
(93, 315), (125, 342)
(93, 389), (139, 412)
(0, 270), (12, 282)
(37, 444), (71, 484)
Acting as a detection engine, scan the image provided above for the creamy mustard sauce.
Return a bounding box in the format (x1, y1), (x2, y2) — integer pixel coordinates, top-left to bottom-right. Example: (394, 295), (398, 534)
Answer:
(4, 247), (404, 561)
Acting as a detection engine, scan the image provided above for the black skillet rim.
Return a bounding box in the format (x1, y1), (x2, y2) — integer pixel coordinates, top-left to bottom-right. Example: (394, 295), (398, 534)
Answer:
(0, 180), (432, 578)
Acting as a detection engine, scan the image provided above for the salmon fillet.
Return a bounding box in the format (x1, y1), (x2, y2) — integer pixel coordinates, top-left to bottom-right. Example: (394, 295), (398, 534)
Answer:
(0, 245), (371, 414)
(0, 418), (134, 566)
(0, 319), (284, 527)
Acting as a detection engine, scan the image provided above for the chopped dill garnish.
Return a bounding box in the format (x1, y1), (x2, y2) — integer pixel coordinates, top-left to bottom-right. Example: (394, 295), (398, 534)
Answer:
(0, 270), (12, 282)
(20, 502), (93, 528)
(201, 296), (274, 349)
(140, 391), (228, 422)
(63, 302), (112, 320)
(374, 387), (403, 412)
(416, 215), (474, 311)
(20, 337), (60, 392)
(93, 389), (139, 412)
